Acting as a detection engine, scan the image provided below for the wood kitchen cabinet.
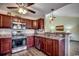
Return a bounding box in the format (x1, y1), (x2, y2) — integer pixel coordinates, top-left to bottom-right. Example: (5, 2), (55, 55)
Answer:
(0, 38), (12, 56)
(11, 16), (26, 25)
(46, 39), (53, 56)
(40, 37), (46, 53)
(38, 18), (44, 29)
(52, 40), (59, 56)
(11, 16), (21, 23)
(25, 18), (44, 29)
(32, 20), (38, 29)
(52, 39), (65, 56)
(20, 18), (26, 24)
(27, 36), (34, 49)
(0, 14), (2, 27)
(34, 36), (41, 50)
(0, 14), (12, 28)
(35, 36), (65, 56)
(59, 39), (65, 56)
(35, 36), (38, 49)
(25, 19), (33, 29)
(1, 15), (12, 28)
(0, 14), (44, 29)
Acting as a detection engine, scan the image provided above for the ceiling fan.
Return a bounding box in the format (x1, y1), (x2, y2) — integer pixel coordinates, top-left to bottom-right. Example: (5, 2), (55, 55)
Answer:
(7, 3), (36, 14)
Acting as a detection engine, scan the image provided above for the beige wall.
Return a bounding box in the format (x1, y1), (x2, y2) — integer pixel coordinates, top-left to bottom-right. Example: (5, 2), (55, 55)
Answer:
(45, 14), (79, 41)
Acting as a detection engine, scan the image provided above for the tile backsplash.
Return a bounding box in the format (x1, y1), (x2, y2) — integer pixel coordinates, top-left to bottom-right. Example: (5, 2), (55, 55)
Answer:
(0, 29), (12, 38)
(24, 29), (35, 36)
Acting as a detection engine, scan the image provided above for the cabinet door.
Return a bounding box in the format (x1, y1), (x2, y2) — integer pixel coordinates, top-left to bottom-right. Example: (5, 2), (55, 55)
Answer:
(20, 18), (26, 24)
(55, 40), (59, 56)
(52, 40), (56, 56)
(38, 18), (44, 29)
(2, 15), (11, 28)
(40, 38), (43, 51)
(46, 39), (53, 56)
(32, 20), (38, 29)
(40, 37), (46, 52)
(25, 19), (29, 28)
(0, 14), (2, 27)
(35, 36), (38, 48)
(26, 19), (32, 29)
(59, 39), (65, 56)
(52, 40), (59, 56)
(11, 16), (19, 22)
(27, 36), (34, 48)
(29, 20), (33, 29)
(35, 37), (37, 48)
(34, 36), (41, 49)
(0, 38), (12, 55)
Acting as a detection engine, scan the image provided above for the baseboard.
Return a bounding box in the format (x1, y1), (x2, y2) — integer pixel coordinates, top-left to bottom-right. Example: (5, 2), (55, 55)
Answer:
(70, 40), (79, 42)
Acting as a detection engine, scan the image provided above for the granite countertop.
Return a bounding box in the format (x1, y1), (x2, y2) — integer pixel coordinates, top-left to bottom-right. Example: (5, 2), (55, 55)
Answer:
(35, 34), (65, 40)
(0, 34), (12, 38)
(0, 29), (12, 38)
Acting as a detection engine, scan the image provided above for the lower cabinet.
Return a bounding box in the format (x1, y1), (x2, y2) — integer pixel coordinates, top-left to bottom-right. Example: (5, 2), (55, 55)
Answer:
(40, 37), (46, 52)
(27, 36), (34, 49)
(34, 36), (41, 50)
(52, 40), (59, 56)
(0, 38), (12, 56)
(35, 36), (65, 56)
(59, 39), (65, 56)
(45, 39), (53, 56)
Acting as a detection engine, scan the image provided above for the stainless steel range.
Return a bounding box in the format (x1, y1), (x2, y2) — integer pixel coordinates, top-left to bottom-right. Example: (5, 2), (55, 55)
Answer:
(12, 21), (27, 53)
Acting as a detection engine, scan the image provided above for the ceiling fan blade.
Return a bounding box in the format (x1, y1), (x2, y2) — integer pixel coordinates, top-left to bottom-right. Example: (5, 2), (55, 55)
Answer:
(27, 3), (34, 7)
(27, 8), (36, 14)
(7, 7), (18, 9)
(16, 3), (34, 7)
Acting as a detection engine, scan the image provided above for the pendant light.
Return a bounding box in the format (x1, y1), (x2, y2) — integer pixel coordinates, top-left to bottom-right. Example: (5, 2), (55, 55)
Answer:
(50, 9), (56, 21)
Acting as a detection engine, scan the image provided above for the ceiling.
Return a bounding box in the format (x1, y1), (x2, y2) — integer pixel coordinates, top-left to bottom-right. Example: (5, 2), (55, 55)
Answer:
(0, 3), (68, 20)
(53, 3), (79, 17)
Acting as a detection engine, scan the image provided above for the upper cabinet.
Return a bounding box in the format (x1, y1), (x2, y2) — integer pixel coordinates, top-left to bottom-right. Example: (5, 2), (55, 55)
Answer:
(0, 14), (12, 28)
(38, 18), (44, 29)
(11, 16), (26, 25)
(11, 16), (21, 23)
(20, 18), (26, 24)
(32, 18), (44, 29)
(32, 20), (38, 29)
(25, 19), (33, 29)
(11, 16), (33, 29)
(2, 15), (12, 28)
(0, 14), (44, 29)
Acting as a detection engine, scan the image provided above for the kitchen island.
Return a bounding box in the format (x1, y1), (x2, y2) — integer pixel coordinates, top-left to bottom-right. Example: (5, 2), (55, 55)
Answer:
(34, 32), (70, 56)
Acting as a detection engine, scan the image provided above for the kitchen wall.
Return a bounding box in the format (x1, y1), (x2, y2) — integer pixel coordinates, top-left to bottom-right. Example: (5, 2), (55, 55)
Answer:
(45, 13), (79, 41)
(25, 29), (35, 36)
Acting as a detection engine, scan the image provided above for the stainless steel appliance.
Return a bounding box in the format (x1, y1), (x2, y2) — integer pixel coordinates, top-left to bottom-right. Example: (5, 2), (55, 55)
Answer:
(12, 22), (27, 53)
(12, 38), (26, 48)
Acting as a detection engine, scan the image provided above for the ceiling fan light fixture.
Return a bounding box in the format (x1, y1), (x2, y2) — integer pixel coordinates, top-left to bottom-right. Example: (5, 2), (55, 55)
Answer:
(18, 8), (23, 13)
(18, 8), (27, 14)
(23, 9), (27, 14)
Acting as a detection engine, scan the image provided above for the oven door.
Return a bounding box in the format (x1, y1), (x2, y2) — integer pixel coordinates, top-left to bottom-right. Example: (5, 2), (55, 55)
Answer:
(12, 38), (27, 53)
(12, 38), (26, 48)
